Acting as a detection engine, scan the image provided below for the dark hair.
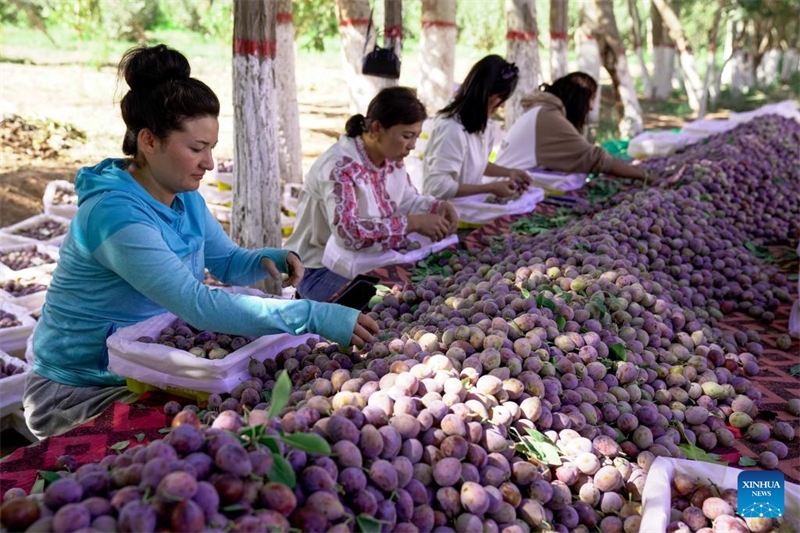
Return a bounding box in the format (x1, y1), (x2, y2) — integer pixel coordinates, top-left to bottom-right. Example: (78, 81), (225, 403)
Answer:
(540, 72), (598, 132)
(439, 55), (519, 134)
(118, 44), (220, 156)
(345, 87), (427, 137)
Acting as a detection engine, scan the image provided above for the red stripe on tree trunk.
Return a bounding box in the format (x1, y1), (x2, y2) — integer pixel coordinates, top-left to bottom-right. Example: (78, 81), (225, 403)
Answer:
(421, 20), (457, 29)
(277, 13), (293, 24)
(339, 18), (369, 27)
(507, 30), (538, 41)
(550, 32), (568, 40)
(386, 25), (402, 39)
(233, 39), (277, 58)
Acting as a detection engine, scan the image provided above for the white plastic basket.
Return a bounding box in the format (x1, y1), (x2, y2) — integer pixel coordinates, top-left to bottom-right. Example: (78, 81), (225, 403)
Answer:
(640, 457), (800, 533)
(0, 243), (60, 281)
(42, 180), (79, 220)
(0, 349), (32, 418)
(681, 118), (737, 136)
(323, 232), (459, 280)
(525, 169), (589, 193)
(107, 311), (316, 395)
(627, 130), (706, 159)
(282, 183), (303, 215)
(0, 300), (36, 354)
(0, 214), (71, 247)
(0, 273), (51, 315)
(450, 186), (546, 225)
(199, 183), (232, 207)
(0, 234), (36, 248)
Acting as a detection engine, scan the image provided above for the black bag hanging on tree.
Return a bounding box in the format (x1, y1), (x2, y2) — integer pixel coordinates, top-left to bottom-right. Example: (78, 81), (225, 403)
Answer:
(361, 8), (401, 79)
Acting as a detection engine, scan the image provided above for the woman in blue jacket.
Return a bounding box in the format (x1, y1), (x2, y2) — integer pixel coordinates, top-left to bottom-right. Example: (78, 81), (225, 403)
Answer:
(23, 44), (378, 439)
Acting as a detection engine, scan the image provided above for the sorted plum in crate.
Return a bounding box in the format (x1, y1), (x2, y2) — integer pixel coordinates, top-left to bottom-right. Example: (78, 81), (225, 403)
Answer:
(12, 218), (68, 242)
(136, 316), (255, 360)
(0, 246), (56, 271)
(1, 278), (48, 297)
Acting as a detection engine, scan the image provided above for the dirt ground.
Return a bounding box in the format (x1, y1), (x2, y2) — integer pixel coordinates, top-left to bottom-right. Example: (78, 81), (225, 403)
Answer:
(0, 42), (685, 229)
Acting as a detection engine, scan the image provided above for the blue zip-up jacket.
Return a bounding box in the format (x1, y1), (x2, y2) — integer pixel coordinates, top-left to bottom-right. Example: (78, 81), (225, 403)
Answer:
(33, 159), (360, 387)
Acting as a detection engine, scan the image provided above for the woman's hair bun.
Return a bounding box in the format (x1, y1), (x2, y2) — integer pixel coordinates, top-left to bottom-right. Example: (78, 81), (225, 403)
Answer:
(119, 44), (191, 92)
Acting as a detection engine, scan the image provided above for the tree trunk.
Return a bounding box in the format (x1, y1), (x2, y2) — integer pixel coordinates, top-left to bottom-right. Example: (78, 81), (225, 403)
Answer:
(505, 0), (541, 128)
(699, 0), (725, 117)
(651, 0), (703, 112)
(780, 13), (800, 81)
(418, 0), (457, 113)
(233, 0), (282, 295)
(549, 0), (569, 81)
(627, 0), (652, 99)
(335, 0), (384, 113)
(576, 2), (601, 142)
(757, 48), (781, 87)
(591, 0), (643, 138)
(650, 0), (675, 100)
(275, 0), (302, 185)
(384, 0), (403, 59)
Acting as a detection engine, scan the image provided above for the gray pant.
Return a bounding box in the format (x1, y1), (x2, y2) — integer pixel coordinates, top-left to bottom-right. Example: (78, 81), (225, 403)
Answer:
(22, 372), (139, 440)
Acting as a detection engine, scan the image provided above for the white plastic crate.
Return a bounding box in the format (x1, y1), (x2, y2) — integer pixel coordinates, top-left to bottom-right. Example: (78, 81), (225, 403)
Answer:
(0, 233), (35, 247)
(199, 183), (232, 207)
(0, 243), (60, 281)
(0, 273), (51, 316)
(0, 349), (32, 418)
(42, 179), (79, 220)
(640, 457), (800, 533)
(107, 311), (316, 395)
(0, 300), (36, 354)
(0, 214), (71, 247)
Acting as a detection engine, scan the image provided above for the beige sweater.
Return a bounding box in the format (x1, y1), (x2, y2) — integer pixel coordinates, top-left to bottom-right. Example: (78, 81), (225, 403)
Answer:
(495, 92), (613, 174)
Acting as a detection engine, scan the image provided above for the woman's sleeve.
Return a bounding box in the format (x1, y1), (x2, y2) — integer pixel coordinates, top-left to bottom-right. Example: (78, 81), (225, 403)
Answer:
(202, 208), (293, 286)
(395, 167), (442, 216)
(422, 120), (465, 200)
(535, 109), (614, 174)
(322, 161), (409, 252)
(88, 200), (358, 345)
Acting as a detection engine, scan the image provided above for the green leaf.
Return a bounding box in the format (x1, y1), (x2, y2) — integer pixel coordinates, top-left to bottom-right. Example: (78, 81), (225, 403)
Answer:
(134, 433), (145, 443)
(31, 478), (45, 494)
(418, 260), (428, 268)
(110, 440), (130, 452)
(39, 470), (61, 484)
(592, 296), (608, 315)
(268, 370), (291, 419)
(158, 427), (171, 434)
(521, 288), (531, 299)
(259, 434), (281, 455)
(267, 454), (297, 488)
(738, 456), (758, 467)
(522, 428), (562, 466)
(556, 317), (566, 330)
(678, 444), (727, 465)
(280, 433), (332, 455)
(609, 343), (627, 361)
(368, 295), (383, 309)
(539, 297), (557, 312)
(563, 293), (573, 304)
(374, 284), (391, 293)
(356, 515), (386, 533)
(790, 364), (800, 377)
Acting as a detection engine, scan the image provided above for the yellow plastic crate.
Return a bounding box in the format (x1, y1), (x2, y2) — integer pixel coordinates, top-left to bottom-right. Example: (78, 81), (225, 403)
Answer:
(126, 378), (210, 403)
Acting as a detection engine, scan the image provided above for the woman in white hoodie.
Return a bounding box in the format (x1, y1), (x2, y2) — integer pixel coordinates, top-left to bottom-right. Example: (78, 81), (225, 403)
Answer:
(495, 72), (646, 179)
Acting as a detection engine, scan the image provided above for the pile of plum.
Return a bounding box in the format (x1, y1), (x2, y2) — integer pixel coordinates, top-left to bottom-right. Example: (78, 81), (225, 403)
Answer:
(0, 358), (26, 379)
(136, 317), (255, 360)
(11, 219), (68, 242)
(1, 279), (47, 297)
(0, 247), (56, 271)
(51, 186), (78, 206)
(1, 116), (798, 533)
(0, 311), (22, 329)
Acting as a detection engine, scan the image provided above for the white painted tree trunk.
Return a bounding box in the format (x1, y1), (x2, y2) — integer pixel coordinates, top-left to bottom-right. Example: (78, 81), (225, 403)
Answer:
(698, 1), (724, 118)
(335, 0), (384, 114)
(505, 0), (541, 128)
(592, 0), (643, 138)
(627, 0), (651, 99)
(756, 49), (782, 87)
(549, 0), (569, 82)
(384, 0), (403, 61)
(275, 0), (302, 184)
(782, 49), (800, 81)
(419, 0), (457, 113)
(650, 1), (674, 100)
(576, 3), (600, 141)
(232, 0), (281, 294)
(651, 0), (703, 113)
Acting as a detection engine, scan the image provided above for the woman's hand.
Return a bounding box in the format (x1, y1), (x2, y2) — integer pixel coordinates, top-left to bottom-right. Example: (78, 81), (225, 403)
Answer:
(261, 253), (305, 288)
(407, 214), (450, 242)
(507, 169), (531, 191)
(437, 201), (459, 234)
(487, 179), (518, 198)
(350, 314), (379, 347)
(284, 252), (304, 287)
